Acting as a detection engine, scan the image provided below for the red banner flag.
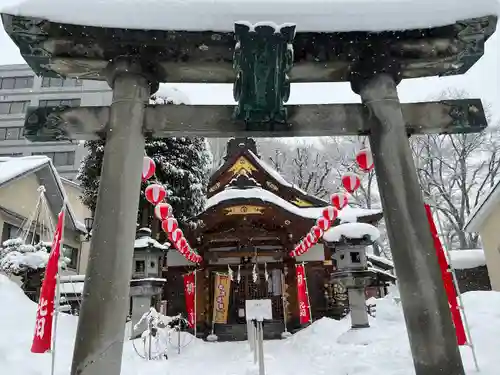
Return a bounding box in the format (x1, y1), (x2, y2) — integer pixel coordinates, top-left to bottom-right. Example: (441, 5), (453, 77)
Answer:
(295, 264), (311, 325)
(424, 204), (467, 345)
(31, 209), (65, 353)
(183, 273), (196, 328)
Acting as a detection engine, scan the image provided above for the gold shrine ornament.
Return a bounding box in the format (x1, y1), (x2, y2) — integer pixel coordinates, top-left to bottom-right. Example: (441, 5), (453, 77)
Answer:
(228, 156), (258, 176)
(291, 197), (313, 207)
(224, 205), (265, 215)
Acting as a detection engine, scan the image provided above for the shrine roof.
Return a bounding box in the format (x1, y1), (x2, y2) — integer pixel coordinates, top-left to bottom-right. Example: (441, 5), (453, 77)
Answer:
(2, 0), (498, 32)
(209, 140), (327, 209)
(205, 186), (382, 223)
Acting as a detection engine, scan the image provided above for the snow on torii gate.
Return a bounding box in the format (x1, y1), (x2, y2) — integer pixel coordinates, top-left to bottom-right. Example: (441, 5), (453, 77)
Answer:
(1, 2), (497, 375)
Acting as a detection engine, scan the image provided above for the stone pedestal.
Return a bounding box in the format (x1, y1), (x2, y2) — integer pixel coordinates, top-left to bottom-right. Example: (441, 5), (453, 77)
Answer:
(332, 270), (374, 329)
(129, 278), (166, 338)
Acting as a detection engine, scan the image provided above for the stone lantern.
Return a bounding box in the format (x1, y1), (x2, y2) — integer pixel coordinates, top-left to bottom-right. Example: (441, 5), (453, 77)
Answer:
(129, 228), (169, 337)
(326, 224), (378, 329)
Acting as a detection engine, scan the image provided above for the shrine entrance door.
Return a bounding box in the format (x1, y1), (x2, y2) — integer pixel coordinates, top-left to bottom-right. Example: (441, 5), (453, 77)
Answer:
(228, 267), (283, 324)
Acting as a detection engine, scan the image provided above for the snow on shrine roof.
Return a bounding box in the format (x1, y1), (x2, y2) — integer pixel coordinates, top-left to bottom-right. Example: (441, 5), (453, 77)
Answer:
(246, 150), (311, 196)
(135, 236), (170, 250)
(447, 249), (487, 270)
(323, 222), (381, 242)
(367, 252), (394, 269)
(206, 186), (381, 221)
(368, 267), (397, 281)
(247, 150), (292, 189)
(2, 0), (498, 32)
(0, 156), (86, 233)
(464, 179), (500, 233)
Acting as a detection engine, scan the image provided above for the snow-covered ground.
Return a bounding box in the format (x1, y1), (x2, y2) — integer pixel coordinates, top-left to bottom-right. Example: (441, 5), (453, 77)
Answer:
(1, 274), (500, 375)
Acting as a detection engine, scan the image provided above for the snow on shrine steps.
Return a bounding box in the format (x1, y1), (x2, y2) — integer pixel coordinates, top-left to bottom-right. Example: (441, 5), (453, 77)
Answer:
(2, 0), (499, 32)
(205, 186), (381, 221)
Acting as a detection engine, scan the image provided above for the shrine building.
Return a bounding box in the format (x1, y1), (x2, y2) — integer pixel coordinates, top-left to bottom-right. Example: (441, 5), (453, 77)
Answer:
(163, 138), (395, 340)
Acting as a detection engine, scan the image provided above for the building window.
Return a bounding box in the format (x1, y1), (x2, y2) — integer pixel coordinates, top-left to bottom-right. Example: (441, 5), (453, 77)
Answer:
(41, 77), (82, 88)
(65, 246), (79, 269)
(38, 98), (81, 108)
(0, 101), (29, 115)
(32, 151), (76, 166)
(0, 127), (25, 141)
(0, 76), (34, 90)
(1, 223), (39, 244)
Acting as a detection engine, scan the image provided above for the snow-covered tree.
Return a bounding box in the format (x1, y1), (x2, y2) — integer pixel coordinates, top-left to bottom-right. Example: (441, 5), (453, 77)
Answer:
(410, 89), (500, 250)
(78, 137), (212, 229)
(0, 237), (70, 301)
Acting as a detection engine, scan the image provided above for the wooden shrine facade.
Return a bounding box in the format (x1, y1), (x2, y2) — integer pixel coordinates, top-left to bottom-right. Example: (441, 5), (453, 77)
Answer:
(162, 138), (390, 336)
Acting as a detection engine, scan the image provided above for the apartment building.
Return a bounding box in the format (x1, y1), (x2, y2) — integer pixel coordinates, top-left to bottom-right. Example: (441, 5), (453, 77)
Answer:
(0, 64), (112, 180)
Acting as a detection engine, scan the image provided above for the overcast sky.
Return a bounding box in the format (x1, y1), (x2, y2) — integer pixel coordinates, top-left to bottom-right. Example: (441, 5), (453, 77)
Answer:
(1, 19), (499, 123)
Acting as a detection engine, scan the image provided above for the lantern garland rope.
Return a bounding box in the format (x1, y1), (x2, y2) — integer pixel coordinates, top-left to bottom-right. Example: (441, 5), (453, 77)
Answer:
(290, 145), (375, 258)
(141, 156), (202, 264)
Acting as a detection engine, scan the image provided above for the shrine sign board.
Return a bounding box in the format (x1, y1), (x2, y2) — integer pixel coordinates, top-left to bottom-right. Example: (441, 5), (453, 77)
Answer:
(245, 299), (273, 321)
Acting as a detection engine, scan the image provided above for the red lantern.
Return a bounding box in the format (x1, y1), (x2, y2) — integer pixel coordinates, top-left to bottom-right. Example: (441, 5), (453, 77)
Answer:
(161, 217), (178, 233)
(316, 217), (331, 231)
(312, 225), (323, 240)
(177, 240), (188, 255)
(322, 206), (338, 222)
(307, 231), (318, 246)
(342, 172), (361, 193)
(306, 232), (316, 245)
(155, 203), (172, 220)
(171, 228), (183, 243)
(178, 237), (188, 250)
(145, 184), (166, 205)
(330, 192), (349, 210)
(356, 148), (374, 172)
(142, 156), (156, 181)
(299, 241), (308, 255)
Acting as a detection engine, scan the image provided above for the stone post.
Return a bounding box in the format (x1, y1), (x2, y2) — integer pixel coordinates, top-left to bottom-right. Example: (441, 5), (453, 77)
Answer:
(71, 59), (155, 375)
(348, 287), (369, 328)
(352, 69), (465, 374)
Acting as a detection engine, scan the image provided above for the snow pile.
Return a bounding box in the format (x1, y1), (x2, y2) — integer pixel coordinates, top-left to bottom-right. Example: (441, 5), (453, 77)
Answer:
(323, 222), (381, 242)
(448, 249), (487, 270)
(0, 274), (78, 374)
(2, 275), (500, 375)
(2, 0), (498, 32)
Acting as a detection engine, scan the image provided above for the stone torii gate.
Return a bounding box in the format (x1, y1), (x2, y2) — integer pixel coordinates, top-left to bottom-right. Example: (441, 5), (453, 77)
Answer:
(1, 10), (497, 375)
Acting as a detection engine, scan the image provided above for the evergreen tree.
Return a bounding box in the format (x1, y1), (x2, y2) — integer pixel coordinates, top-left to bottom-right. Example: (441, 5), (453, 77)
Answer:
(77, 137), (212, 228)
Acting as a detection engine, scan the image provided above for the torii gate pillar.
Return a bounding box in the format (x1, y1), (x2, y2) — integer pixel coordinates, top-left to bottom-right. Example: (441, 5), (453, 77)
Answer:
(352, 68), (465, 375)
(71, 58), (155, 375)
